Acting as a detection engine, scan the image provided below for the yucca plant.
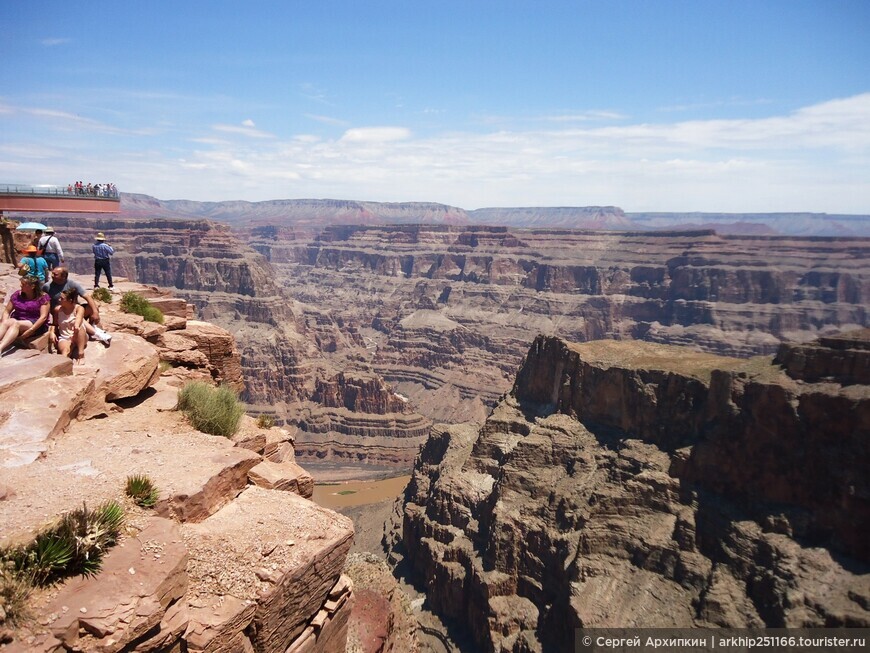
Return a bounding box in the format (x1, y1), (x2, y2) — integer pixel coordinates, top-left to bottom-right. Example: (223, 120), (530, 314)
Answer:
(56, 501), (124, 578)
(256, 414), (275, 429)
(126, 474), (159, 508)
(0, 500), (124, 586)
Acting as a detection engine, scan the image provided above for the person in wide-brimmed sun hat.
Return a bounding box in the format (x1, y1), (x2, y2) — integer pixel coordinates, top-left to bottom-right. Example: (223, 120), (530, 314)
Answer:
(92, 232), (115, 290)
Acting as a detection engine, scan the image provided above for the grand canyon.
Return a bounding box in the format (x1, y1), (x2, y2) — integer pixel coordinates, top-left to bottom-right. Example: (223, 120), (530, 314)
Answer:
(1, 197), (868, 652)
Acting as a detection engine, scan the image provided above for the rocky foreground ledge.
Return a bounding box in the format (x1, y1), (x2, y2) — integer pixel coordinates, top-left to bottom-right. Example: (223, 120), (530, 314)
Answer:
(0, 267), (354, 653)
(396, 331), (870, 652)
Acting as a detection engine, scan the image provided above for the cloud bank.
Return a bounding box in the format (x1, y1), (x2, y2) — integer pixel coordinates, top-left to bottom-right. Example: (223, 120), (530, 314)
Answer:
(1, 93), (868, 212)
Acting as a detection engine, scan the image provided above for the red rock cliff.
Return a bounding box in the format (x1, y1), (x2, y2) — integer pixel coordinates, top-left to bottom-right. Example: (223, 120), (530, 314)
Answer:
(398, 332), (870, 651)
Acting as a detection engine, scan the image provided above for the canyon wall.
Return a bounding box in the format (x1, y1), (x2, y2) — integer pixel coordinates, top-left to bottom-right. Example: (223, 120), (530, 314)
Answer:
(47, 216), (432, 472)
(35, 218), (870, 472)
(396, 332), (870, 652)
(254, 224), (869, 426)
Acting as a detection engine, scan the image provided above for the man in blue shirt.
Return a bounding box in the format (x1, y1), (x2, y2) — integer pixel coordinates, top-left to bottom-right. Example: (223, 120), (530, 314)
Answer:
(92, 232), (115, 290)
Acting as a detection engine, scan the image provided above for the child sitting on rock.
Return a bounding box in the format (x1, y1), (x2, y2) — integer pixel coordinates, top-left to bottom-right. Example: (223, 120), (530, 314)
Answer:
(49, 288), (88, 363)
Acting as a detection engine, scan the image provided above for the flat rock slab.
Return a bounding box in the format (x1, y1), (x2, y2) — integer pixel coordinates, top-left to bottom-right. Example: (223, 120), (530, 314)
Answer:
(182, 486), (353, 652)
(0, 374), (94, 469)
(45, 517), (188, 652)
(0, 399), (259, 544)
(0, 350), (72, 394)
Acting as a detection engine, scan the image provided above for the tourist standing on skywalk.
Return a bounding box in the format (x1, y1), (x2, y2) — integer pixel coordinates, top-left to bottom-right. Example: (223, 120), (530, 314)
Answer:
(92, 232), (115, 290)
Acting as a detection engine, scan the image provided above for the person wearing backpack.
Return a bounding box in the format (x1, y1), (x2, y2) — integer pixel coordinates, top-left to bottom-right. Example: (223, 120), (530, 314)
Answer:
(18, 245), (49, 284)
(38, 227), (64, 270)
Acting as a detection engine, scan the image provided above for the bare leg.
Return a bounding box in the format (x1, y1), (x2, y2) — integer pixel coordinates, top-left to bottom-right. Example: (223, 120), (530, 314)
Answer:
(74, 328), (87, 361)
(0, 319), (31, 352)
(57, 339), (72, 357)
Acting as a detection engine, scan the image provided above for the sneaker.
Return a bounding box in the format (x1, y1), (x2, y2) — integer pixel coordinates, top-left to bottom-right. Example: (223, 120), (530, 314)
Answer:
(93, 326), (112, 346)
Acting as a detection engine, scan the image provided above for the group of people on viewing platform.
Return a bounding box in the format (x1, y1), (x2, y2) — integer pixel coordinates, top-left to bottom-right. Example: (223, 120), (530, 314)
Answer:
(67, 181), (118, 197)
(3, 229), (115, 361)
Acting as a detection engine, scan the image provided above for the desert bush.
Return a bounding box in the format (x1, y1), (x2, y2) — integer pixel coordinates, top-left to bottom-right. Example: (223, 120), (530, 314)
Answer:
(1, 500), (124, 587)
(120, 291), (164, 324)
(256, 414), (275, 429)
(125, 474), (159, 508)
(92, 287), (112, 303)
(0, 567), (32, 626)
(176, 381), (244, 437)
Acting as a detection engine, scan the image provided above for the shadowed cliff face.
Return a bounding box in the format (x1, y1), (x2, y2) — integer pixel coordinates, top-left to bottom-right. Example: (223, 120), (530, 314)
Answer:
(398, 333), (870, 652)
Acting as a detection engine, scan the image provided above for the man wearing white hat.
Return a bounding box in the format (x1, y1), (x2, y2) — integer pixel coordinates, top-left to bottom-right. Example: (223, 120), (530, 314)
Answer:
(92, 232), (115, 290)
(38, 227), (64, 270)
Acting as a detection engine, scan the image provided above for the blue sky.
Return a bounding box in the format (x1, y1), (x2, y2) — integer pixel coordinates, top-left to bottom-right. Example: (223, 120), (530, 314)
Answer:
(2, 1), (869, 212)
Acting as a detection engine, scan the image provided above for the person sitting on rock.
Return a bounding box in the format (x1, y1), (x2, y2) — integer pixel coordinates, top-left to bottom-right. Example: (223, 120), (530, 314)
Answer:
(49, 288), (88, 363)
(42, 267), (111, 345)
(0, 275), (50, 356)
(18, 245), (49, 284)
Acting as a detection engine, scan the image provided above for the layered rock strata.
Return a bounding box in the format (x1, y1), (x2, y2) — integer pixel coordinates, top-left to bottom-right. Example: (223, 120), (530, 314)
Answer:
(255, 224), (869, 425)
(0, 269), (353, 653)
(40, 216), (432, 471)
(399, 333), (870, 652)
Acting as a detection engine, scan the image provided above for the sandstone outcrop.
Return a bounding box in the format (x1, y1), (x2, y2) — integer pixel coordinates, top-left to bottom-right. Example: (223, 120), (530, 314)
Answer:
(397, 333), (870, 651)
(0, 265), (355, 652)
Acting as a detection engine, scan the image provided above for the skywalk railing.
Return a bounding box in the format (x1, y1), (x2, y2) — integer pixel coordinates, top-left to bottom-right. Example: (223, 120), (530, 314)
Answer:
(0, 184), (119, 199)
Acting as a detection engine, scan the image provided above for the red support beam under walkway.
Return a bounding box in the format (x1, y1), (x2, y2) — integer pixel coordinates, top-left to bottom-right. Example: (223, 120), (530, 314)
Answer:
(0, 194), (120, 214)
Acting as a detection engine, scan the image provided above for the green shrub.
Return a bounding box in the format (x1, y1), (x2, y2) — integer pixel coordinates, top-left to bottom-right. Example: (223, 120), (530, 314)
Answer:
(256, 414), (275, 429)
(120, 291), (164, 324)
(125, 474), (159, 508)
(176, 381), (244, 437)
(92, 287), (112, 303)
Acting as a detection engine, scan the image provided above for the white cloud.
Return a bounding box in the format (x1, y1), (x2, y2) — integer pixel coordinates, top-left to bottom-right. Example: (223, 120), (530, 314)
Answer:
(242, 119), (256, 127)
(40, 38), (70, 47)
(2, 94), (869, 212)
(340, 127), (411, 143)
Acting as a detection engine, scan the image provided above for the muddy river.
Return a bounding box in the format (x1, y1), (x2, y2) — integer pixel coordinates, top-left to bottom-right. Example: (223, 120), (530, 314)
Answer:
(312, 475), (411, 509)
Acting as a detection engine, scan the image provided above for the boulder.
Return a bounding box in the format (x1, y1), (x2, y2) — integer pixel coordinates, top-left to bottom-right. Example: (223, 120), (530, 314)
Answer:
(79, 332), (160, 418)
(248, 459), (314, 498)
(184, 595), (256, 653)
